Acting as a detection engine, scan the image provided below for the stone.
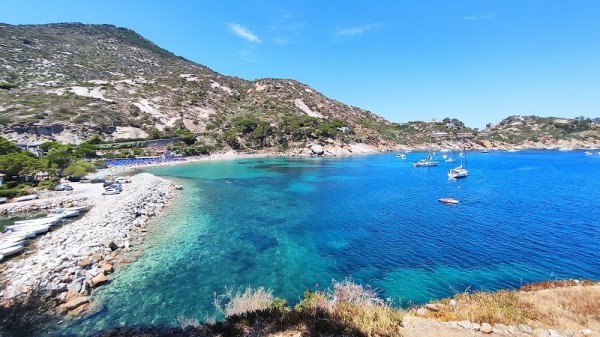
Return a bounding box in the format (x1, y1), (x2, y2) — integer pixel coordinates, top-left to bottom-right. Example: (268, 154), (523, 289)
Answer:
(448, 299), (458, 307)
(91, 273), (108, 287)
(105, 240), (118, 251)
(425, 303), (442, 312)
(56, 304), (68, 315)
(579, 329), (593, 337)
(63, 290), (80, 303)
(100, 262), (114, 273)
(69, 302), (90, 316)
(548, 330), (561, 337)
(67, 281), (81, 293)
(77, 258), (91, 268)
(310, 144), (324, 155)
(64, 296), (89, 310)
(480, 323), (493, 334)
(415, 308), (428, 317)
(493, 323), (509, 335)
(92, 254), (103, 262)
(518, 324), (533, 334)
(457, 320), (472, 329)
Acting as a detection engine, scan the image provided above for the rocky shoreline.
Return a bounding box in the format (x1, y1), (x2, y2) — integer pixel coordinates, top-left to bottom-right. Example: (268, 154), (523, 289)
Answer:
(0, 172), (174, 316)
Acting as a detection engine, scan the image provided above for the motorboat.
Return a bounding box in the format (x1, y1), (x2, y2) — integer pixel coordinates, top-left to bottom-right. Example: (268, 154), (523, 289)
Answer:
(13, 194), (39, 202)
(47, 209), (80, 219)
(7, 223), (52, 235)
(584, 151), (592, 155)
(396, 152), (406, 160)
(439, 197), (459, 205)
(0, 239), (26, 250)
(48, 205), (92, 213)
(0, 243), (25, 258)
(412, 157), (439, 167)
(13, 217), (61, 226)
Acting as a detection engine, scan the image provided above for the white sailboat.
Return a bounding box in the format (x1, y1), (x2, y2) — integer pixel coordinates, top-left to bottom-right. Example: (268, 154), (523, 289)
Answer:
(448, 140), (468, 179)
(412, 132), (439, 167)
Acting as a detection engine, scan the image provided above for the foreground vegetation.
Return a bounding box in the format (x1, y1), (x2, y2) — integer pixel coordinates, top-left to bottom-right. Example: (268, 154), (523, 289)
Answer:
(0, 279), (598, 336)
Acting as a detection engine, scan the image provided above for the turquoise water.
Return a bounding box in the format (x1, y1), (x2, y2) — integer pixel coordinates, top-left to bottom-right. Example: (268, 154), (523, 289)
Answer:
(63, 151), (600, 334)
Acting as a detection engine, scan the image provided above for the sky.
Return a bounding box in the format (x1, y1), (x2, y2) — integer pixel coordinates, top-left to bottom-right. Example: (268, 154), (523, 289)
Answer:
(1, 0), (599, 129)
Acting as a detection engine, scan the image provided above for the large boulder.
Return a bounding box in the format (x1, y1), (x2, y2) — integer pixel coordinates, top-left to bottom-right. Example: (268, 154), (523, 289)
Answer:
(64, 296), (89, 310)
(310, 144), (324, 155)
(91, 273), (108, 287)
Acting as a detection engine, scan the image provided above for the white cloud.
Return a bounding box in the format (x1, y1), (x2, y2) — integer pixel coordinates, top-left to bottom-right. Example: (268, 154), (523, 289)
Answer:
(229, 23), (261, 43)
(335, 23), (384, 36)
(273, 37), (289, 45)
(462, 14), (494, 21)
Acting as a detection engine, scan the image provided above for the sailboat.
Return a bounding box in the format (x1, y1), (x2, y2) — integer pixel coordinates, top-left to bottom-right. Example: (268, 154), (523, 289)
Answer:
(412, 132), (439, 167)
(448, 140), (468, 179)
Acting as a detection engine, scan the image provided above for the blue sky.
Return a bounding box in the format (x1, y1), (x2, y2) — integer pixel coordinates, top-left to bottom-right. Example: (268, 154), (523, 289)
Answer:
(2, 1), (599, 128)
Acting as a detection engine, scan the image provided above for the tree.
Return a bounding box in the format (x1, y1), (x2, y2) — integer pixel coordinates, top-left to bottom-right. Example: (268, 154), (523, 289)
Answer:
(0, 152), (46, 177)
(46, 147), (73, 170)
(75, 143), (97, 159)
(39, 141), (66, 153)
(63, 160), (96, 177)
(0, 136), (19, 155)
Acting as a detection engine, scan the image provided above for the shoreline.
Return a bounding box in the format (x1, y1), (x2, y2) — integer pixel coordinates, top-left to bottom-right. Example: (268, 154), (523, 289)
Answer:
(0, 172), (175, 317)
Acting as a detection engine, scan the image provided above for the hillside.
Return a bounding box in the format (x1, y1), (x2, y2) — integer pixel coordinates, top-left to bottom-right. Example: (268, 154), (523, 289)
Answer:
(484, 115), (600, 149)
(0, 23), (398, 154)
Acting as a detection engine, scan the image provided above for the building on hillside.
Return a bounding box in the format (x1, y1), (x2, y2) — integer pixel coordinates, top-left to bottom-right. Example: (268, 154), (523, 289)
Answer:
(35, 171), (50, 181)
(16, 142), (44, 158)
(337, 126), (350, 134)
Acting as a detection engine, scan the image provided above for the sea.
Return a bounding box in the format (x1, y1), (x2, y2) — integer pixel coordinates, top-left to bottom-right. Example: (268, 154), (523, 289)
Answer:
(60, 150), (600, 335)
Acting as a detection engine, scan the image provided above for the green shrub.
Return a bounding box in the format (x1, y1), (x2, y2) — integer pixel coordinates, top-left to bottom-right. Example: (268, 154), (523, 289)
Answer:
(5, 181), (18, 189)
(0, 189), (19, 198)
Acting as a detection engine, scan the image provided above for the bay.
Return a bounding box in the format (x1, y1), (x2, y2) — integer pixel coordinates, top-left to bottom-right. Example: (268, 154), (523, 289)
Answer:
(64, 151), (600, 334)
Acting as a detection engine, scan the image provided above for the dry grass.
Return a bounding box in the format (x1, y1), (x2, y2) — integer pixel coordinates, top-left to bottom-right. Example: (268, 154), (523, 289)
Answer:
(519, 284), (600, 329)
(416, 289), (536, 325)
(294, 279), (405, 337)
(214, 286), (276, 318)
(520, 279), (596, 292)
(414, 281), (600, 331)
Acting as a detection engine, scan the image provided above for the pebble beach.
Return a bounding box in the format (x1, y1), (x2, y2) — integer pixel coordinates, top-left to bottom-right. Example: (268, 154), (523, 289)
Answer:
(0, 172), (174, 316)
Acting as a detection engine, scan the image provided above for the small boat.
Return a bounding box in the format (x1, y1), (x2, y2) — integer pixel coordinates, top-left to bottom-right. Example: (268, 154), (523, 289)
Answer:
(584, 151), (592, 155)
(48, 205), (91, 215)
(0, 239), (26, 250)
(449, 141), (468, 179)
(480, 149), (490, 153)
(0, 243), (25, 257)
(439, 197), (459, 204)
(9, 224), (51, 235)
(412, 157), (439, 167)
(13, 194), (39, 202)
(47, 209), (80, 219)
(396, 152), (406, 160)
(13, 217), (61, 226)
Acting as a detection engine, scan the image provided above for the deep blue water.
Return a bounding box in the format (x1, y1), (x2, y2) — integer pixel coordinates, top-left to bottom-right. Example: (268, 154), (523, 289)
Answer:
(64, 151), (600, 334)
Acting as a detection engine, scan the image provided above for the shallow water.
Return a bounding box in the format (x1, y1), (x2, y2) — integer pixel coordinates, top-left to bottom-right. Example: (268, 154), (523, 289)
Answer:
(63, 151), (600, 335)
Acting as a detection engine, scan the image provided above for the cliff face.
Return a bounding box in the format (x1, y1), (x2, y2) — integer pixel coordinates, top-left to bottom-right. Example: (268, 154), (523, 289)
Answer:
(0, 23), (398, 151)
